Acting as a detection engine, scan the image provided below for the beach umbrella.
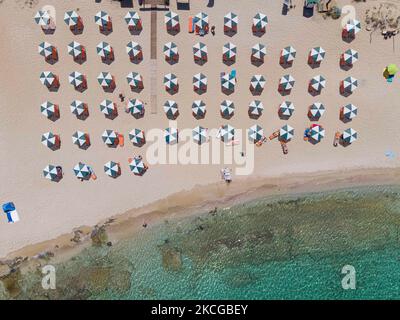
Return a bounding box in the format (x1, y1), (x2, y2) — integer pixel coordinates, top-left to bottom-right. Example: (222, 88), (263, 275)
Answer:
(224, 12), (238, 32)
(96, 41), (112, 58)
(165, 127), (178, 145)
(127, 72), (143, 90)
(342, 76), (358, 94)
(219, 124), (235, 143)
(248, 124), (263, 143)
(249, 100), (264, 118)
(253, 13), (268, 31)
(97, 72), (114, 88)
(43, 165), (60, 181)
(125, 11), (141, 29)
(69, 71), (85, 88)
(387, 64), (399, 76)
(342, 128), (358, 144)
(129, 129), (146, 147)
(221, 73), (236, 92)
(70, 100), (86, 116)
(73, 162), (91, 179)
(342, 104), (358, 120)
(223, 42), (237, 60)
(41, 132), (58, 149)
(220, 100), (235, 119)
(193, 73), (207, 92)
(309, 75), (326, 92)
(281, 46), (296, 64)
(193, 42), (208, 61)
(95, 11), (110, 28)
(279, 101), (295, 117)
(194, 12), (209, 30)
(102, 129), (118, 146)
(164, 11), (179, 30)
(127, 99), (145, 118)
(34, 10), (50, 26)
(164, 73), (178, 92)
(38, 42), (55, 58)
(279, 74), (295, 91)
(39, 71), (57, 87)
(192, 126), (208, 145)
(252, 43), (266, 60)
(163, 42), (178, 60)
(344, 19), (361, 35)
(104, 161), (120, 178)
(64, 10), (79, 27)
(309, 102), (325, 118)
(192, 100), (206, 118)
(68, 41), (85, 59)
(40, 101), (58, 119)
(72, 131), (89, 148)
(163, 100), (179, 119)
(128, 157), (147, 176)
(100, 99), (116, 116)
(309, 124), (325, 143)
(342, 49), (358, 65)
(126, 41), (142, 59)
(250, 75), (266, 92)
(309, 47), (326, 63)
(279, 125), (294, 142)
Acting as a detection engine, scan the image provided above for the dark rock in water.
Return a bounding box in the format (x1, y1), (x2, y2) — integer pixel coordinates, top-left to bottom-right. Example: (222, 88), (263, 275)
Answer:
(161, 246), (182, 271)
(91, 225), (108, 246)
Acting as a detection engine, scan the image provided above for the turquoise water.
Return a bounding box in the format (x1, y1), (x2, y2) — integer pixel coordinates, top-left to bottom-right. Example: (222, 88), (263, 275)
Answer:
(2, 185), (400, 299)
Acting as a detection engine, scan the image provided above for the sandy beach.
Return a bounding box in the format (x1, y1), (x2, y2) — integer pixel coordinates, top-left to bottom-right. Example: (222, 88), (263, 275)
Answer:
(1, 0), (400, 260)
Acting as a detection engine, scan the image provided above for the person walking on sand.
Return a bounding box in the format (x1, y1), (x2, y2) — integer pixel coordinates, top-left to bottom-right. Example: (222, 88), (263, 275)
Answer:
(211, 25), (215, 36)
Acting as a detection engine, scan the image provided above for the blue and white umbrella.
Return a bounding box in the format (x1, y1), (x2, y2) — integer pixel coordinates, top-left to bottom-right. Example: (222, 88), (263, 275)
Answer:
(64, 10), (79, 27)
(193, 42), (208, 60)
(68, 41), (85, 59)
(38, 42), (54, 58)
(310, 75), (326, 92)
(279, 74), (295, 91)
(252, 43), (266, 60)
(342, 128), (358, 144)
(279, 101), (295, 117)
(163, 100), (179, 119)
(223, 42), (237, 59)
(164, 73), (178, 91)
(343, 49), (359, 65)
(43, 165), (60, 181)
(41, 101), (57, 118)
(194, 12), (209, 29)
(250, 75), (266, 92)
(219, 124), (235, 143)
(95, 11), (110, 27)
(73, 162), (91, 179)
(221, 73), (236, 91)
(309, 47), (326, 63)
(70, 100), (86, 116)
(279, 125), (294, 142)
(129, 129), (146, 147)
(100, 99), (116, 116)
(342, 104), (358, 120)
(97, 72), (114, 87)
(104, 161), (120, 178)
(163, 42), (178, 59)
(40, 71), (57, 87)
(41, 131), (58, 149)
(125, 11), (141, 28)
(72, 131), (89, 148)
(248, 124), (263, 143)
(253, 13), (268, 30)
(281, 46), (296, 63)
(249, 100), (264, 117)
(129, 157), (147, 176)
(310, 125), (325, 143)
(342, 77), (358, 94)
(193, 73), (207, 92)
(127, 72), (143, 89)
(165, 127), (178, 145)
(127, 99), (145, 117)
(192, 126), (208, 145)
(126, 41), (142, 58)
(164, 11), (179, 29)
(224, 12), (238, 30)
(96, 41), (112, 58)
(69, 71), (85, 88)
(344, 19), (361, 35)
(192, 100), (206, 118)
(102, 130), (118, 146)
(220, 100), (235, 118)
(309, 102), (325, 118)
(34, 10), (50, 26)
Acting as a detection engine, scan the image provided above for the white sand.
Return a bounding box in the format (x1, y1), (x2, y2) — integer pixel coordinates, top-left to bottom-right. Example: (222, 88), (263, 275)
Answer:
(0, 0), (400, 258)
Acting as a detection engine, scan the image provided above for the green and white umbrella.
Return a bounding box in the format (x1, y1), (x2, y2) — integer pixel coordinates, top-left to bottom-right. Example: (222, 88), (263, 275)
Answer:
(252, 43), (266, 60)
(164, 73), (178, 91)
(104, 161), (120, 178)
(224, 12), (238, 30)
(72, 131), (89, 148)
(73, 162), (91, 179)
(223, 42), (237, 59)
(221, 73), (236, 91)
(165, 127), (178, 145)
(164, 42), (178, 60)
(309, 47), (326, 63)
(95, 11), (110, 27)
(253, 13), (268, 30)
(68, 41), (85, 58)
(41, 101), (57, 118)
(310, 124), (325, 143)
(279, 74), (295, 91)
(192, 100), (206, 118)
(219, 124), (235, 143)
(34, 10), (50, 26)
(248, 124), (263, 143)
(64, 10), (79, 27)
(127, 72), (143, 89)
(342, 128), (357, 144)
(126, 41), (142, 58)
(193, 73), (207, 92)
(342, 77), (358, 94)
(96, 41), (112, 58)
(194, 12), (209, 29)
(309, 102), (325, 118)
(129, 157), (147, 176)
(220, 100), (235, 118)
(344, 19), (361, 34)
(192, 126), (208, 145)
(38, 42), (54, 58)
(129, 129), (145, 147)
(164, 11), (179, 30)
(193, 42), (207, 60)
(100, 99), (116, 116)
(310, 75), (326, 92)
(279, 125), (294, 142)
(102, 129), (118, 146)
(249, 100), (264, 117)
(281, 46), (296, 63)
(342, 104), (358, 120)
(69, 71), (85, 87)
(41, 132), (58, 149)
(127, 99), (145, 117)
(70, 100), (86, 116)
(163, 100), (179, 119)
(250, 75), (266, 92)
(97, 72), (113, 87)
(43, 165), (60, 181)
(343, 49), (358, 65)
(279, 101), (295, 117)
(40, 71), (57, 87)
(125, 11), (141, 28)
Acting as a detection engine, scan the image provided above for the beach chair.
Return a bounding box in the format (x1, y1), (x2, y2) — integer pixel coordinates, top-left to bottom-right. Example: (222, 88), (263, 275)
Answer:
(333, 131), (341, 147)
(118, 134), (124, 147)
(269, 130), (279, 140)
(188, 17), (194, 33)
(280, 141), (288, 154)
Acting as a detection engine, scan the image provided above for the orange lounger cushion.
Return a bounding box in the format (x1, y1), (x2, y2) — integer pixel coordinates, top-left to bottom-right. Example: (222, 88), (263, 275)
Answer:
(188, 17), (194, 33)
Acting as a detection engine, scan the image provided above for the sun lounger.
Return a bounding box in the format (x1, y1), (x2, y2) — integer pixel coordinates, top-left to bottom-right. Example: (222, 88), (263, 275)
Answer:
(118, 134), (124, 147)
(269, 130), (279, 140)
(304, 128), (310, 141)
(333, 131), (341, 147)
(188, 17), (194, 33)
(281, 141), (288, 154)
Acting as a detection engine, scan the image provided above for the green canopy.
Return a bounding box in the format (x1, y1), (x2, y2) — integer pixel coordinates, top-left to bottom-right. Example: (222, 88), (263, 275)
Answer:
(387, 64), (399, 76)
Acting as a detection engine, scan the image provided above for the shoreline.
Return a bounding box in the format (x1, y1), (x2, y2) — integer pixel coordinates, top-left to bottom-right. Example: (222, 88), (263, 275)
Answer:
(1, 166), (400, 276)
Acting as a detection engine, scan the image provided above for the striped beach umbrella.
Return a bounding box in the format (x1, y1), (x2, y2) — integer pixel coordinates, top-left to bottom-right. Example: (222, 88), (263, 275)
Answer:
(192, 100), (206, 119)
(165, 127), (178, 145)
(219, 124), (235, 143)
(164, 73), (178, 92)
(129, 157), (147, 176)
(279, 125), (294, 142)
(96, 41), (112, 58)
(220, 100), (235, 119)
(310, 75), (326, 92)
(104, 161), (120, 178)
(72, 131), (89, 148)
(69, 71), (85, 88)
(341, 104), (358, 120)
(250, 75), (266, 92)
(102, 129), (118, 146)
(41, 132), (58, 149)
(68, 41), (85, 59)
(342, 128), (358, 144)
(223, 42), (237, 60)
(253, 13), (268, 31)
(163, 42), (178, 60)
(309, 47), (326, 63)
(192, 126), (208, 145)
(95, 11), (110, 28)
(193, 73), (207, 92)
(129, 129), (146, 147)
(73, 162), (91, 179)
(40, 101), (58, 119)
(309, 102), (325, 118)
(97, 72), (114, 88)
(342, 77), (358, 94)
(126, 41), (142, 59)
(43, 165), (61, 181)
(34, 10), (50, 26)
(127, 72), (143, 90)
(125, 11), (141, 29)
(281, 46), (296, 64)
(163, 100), (179, 119)
(309, 124), (325, 143)
(193, 42), (208, 61)
(38, 42), (55, 58)
(127, 98), (145, 118)
(70, 100), (86, 116)
(279, 101), (295, 117)
(224, 12), (238, 32)
(342, 49), (358, 65)
(100, 99), (116, 116)
(221, 73), (236, 92)
(252, 43), (266, 60)
(194, 12), (209, 30)
(40, 71), (57, 87)
(249, 100), (264, 118)
(344, 19), (361, 35)
(248, 124), (263, 143)
(164, 11), (179, 30)
(279, 74), (295, 91)
(64, 10), (79, 27)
